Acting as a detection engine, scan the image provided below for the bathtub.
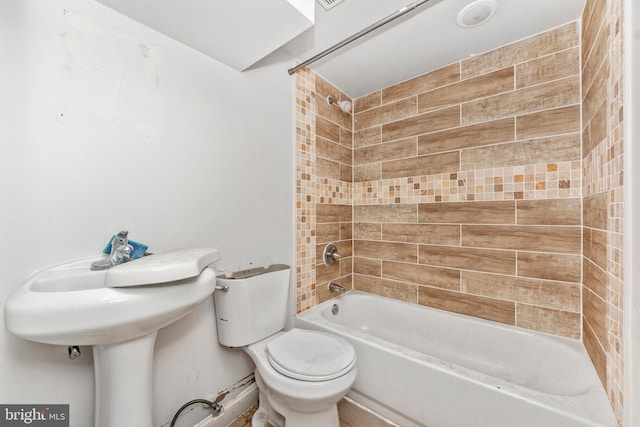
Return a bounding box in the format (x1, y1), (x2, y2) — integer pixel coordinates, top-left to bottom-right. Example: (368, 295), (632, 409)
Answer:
(295, 291), (618, 427)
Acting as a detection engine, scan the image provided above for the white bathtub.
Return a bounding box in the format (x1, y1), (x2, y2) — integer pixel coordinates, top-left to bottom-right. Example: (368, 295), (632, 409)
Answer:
(295, 291), (618, 427)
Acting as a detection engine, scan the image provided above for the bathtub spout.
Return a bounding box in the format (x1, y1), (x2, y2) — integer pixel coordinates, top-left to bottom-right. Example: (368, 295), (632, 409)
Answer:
(328, 282), (346, 294)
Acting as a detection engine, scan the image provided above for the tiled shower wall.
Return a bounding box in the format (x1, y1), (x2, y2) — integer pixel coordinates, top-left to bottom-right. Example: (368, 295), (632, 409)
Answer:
(295, 8), (626, 425)
(581, 0), (625, 422)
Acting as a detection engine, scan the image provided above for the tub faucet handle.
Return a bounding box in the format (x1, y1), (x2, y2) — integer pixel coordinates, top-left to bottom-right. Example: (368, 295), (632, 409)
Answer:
(323, 243), (341, 266)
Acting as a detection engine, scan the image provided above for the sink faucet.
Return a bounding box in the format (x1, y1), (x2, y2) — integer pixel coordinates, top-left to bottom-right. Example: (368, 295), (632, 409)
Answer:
(91, 231), (133, 270)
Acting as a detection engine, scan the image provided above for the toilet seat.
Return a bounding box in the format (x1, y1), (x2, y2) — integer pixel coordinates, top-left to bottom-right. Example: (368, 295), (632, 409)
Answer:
(266, 329), (356, 382)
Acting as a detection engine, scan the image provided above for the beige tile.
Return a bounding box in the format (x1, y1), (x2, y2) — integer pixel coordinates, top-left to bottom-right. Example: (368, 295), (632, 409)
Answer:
(382, 151), (460, 179)
(516, 304), (580, 339)
(354, 137), (417, 165)
(383, 260), (460, 291)
(340, 127), (353, 149)
(316, 204), (352, 223)
(354, 204), (417, 223)
(583, 192), (608, 230)
(382, 223), (460, 246)
(354, 163), (381, 182)
(316, 157), (341, 180)
(418, 67), (514, 114)
(317, 136), (352, 165)
(516, 199), (581, 225)
(582, 62), (608, 124)
(354, 91), (381, 113)
(516, 47), (580, 88)
(461, 21), (579, 79)
(418, 287), (515, 325)
(339, 222), (353, 241)
(419, 245), (516, 275)
(354, 223), (382, 240)
(317, 223), (341, 243)
(340, 164), (353, 182)
(382, 63), (460, 104)
(418, 201), (515, 224)
(462, 271), (580, 312)
(353, 274), (417, 303)
(583, 102), (607, 155)
(419, 118), (514, 155)
(582, 20), (609, 97)
(461, 76), (580, 125)
(316, 115), (340, 142)
(316, 262), (341, 284)
(354, 127), (382, 149)
(583, 287), (609, 347)
(382, 106), (460, 142)
(317, 95), (351, 129)
(353, 257), (382, 276)
(461, 133), (580, 170)
(581, 0), (607, 67)
(462, 225), (581, 254)
(584, 257), (608, 300)
(583, 317), (608, 387)
(516, 105), (581, 140)
(517, 252), (581, 283)
(354, 240), (417, 263)
(355, 97), (416, 131)
(584, 228), (608, 271)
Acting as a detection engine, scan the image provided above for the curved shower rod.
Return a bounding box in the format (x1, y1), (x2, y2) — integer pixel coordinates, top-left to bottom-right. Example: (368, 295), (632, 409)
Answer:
(287, 0), (443, 75)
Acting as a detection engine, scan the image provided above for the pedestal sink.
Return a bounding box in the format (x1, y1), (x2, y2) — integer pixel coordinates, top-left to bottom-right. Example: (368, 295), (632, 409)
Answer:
(4, 248), (220, 427)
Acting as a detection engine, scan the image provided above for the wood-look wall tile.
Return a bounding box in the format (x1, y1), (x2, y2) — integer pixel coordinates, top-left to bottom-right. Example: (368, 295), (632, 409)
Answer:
(581, 0), (607, 65)
(418, 67), (514, 114)
(383, 261), (460, 291)
(340, 164), (353, 182)
(317, 137), (352, 165)
(419, 245), (516, 275)
(340, 127), (353, 149)
(382, 106), (460, 142)
(461, 76), (579, 125)
(317, 97), (351, 129)
(382, 151), (459, 179)
(516, 198), (581, 225)
(355, 97), (417, 131)
(583, 287), (609, 347)
(418, 201), (515, 224)
(381, 63), (460, 104)
(461, 133), (580, 170)
(583, 318), (608, 387)
(354, 204), (417, 223)
(582, 21), (609, 97)
(353, 257), (382, 276)
(382, 223), (460, 246)
(339, 222), (353, 241)
(584, 257), (608, 300)
(354, 137), (417, 165)
(316, 262), (340, 284)
(316, 223), (340, 243)
(354, 91), (381, 113)
(418, 287), (515, 325)
(516, 105), (580, 140)
(316, 204), (352, 223)
(462, 271), (580, 312)
(583, 62), (608, 123)
(462, 225), (581, 254)
(461, 21), (578, 79)
(316, 157), (340, 180)
(316, 240), (352, 264)
(516, 47), (580, 88)
(584, 192), (609, 230)
(585, 228), (608, 271)
(354, 127), (382, 149)
(583, 102), (607, 156)
(517, 252), (581, 283)
(354, 164), (381, 182)
(354, 274), (417, 303)
(354, 240), (417, 263)
(419, 118), (514, 155)
(516, 304), (580, 339)
(316, 116), (340, 142)
(354, 223), (382, 240)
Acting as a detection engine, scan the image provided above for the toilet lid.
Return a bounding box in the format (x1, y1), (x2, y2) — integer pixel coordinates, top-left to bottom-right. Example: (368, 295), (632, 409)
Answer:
(266, 329), (356, 382)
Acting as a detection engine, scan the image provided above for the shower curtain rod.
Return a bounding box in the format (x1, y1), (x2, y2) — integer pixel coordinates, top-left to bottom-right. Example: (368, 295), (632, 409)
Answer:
(287, 0), (439, 75)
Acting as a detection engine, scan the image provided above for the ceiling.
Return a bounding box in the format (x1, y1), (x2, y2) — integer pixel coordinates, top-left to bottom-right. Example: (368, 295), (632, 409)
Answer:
(96, 0), (587, 99)
(280, 0), (586, 98)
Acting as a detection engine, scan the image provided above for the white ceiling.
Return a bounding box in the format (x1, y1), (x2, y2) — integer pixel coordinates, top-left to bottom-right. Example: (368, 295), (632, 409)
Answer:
(280, 0), (586, 98)
(95, 0), (587, 99)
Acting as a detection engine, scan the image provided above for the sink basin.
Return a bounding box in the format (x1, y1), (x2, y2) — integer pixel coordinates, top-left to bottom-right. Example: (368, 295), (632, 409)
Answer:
(5, 248), (220, 345)
(4, 248), (220, 427)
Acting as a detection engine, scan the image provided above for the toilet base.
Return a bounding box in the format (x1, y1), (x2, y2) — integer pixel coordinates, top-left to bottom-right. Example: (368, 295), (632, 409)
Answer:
(252, 371), (340, 427)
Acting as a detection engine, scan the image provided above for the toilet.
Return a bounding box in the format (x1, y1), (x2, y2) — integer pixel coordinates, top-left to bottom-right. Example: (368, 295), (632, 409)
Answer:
(213, 264), (357, 427)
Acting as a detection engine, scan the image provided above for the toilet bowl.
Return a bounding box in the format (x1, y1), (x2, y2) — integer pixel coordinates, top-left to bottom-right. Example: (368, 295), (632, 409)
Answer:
(212, 265), (357, 427)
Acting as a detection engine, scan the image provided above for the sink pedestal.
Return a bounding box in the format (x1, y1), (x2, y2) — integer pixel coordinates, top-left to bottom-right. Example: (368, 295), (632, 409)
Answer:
(93, 332), (157, 427)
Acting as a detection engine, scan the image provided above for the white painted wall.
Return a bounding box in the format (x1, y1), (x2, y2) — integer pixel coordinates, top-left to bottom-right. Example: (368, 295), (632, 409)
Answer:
(0, 1), (294, 426)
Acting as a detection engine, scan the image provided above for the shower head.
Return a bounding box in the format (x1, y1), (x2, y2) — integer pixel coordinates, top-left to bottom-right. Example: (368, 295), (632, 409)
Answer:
(327, 96), (352, 113)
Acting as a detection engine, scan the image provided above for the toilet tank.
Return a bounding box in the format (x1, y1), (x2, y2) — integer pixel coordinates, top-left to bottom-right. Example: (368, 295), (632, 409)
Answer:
(213, 264), (291, 347)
